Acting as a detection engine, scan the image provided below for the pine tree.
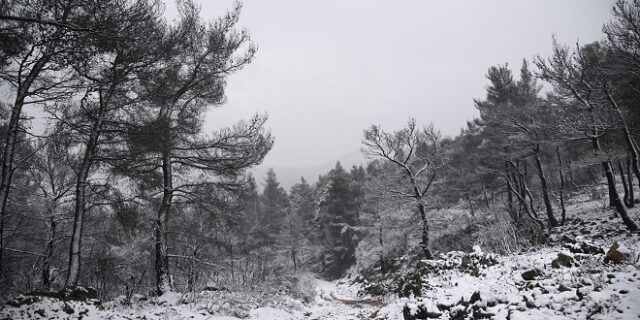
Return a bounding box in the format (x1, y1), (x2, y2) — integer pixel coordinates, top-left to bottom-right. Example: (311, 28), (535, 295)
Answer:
(317, 162), (362, 279)
(258, 169), (288, 245)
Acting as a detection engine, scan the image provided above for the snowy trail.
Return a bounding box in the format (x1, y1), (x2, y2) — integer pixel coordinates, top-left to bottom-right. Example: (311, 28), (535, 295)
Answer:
(304, 278), (380, 320)
(240, 277), (380, 320)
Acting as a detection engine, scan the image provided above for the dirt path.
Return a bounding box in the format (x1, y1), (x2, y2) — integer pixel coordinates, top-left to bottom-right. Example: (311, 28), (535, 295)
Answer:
(302, 278), (381, 320)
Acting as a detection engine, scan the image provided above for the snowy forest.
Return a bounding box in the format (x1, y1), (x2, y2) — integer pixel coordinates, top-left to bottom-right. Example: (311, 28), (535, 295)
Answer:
(1, 1), (640, 319)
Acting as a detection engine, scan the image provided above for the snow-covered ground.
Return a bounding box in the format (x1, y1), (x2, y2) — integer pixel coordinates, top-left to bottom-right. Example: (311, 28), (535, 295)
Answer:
(2, 199), (639, 320)
(0, 275), (378, 319)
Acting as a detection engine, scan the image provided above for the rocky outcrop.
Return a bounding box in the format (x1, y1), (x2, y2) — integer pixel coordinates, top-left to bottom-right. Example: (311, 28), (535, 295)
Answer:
(551, 252), (575, 268)
(604, 243), (630, 264)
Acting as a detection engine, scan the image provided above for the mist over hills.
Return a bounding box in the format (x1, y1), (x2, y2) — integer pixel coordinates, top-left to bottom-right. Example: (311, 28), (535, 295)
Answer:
(251, 149), (367, 190)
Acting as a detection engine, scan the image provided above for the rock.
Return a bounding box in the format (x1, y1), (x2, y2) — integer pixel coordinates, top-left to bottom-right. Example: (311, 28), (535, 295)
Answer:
(449, 305), (468, 320)
(561, 235), (576, 244)
(32, 287), (98, 301)
(402, 304), (442, 319)
(551, 253), (574, 268)
(604, 243), (629, 264)
(397, 273), (423, 298)
(65, 287), (98, 301)
(364, 282), (387, 296)
(6, 295), (40, 307)
(472, 308), (495, 319)
(563, 241), (603, 255)
(233, 309), (250, 319)
(436, 302), (452, 311)
(524, 295), (536, 309)
(581, 242), (604, 255)
(201, 286), (230, 292)
(522, 268), (543, 281)
(469, 291), (481, 305)
(558, 284), (572, 292)
(63, 303), (74, 314)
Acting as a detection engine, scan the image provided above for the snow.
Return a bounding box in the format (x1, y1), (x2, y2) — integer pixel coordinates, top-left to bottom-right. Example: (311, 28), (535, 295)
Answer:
(2, 202), (640, 319)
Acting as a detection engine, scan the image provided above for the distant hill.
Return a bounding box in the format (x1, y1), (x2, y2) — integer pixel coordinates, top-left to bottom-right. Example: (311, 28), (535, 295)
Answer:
(251, 149), (368, 190)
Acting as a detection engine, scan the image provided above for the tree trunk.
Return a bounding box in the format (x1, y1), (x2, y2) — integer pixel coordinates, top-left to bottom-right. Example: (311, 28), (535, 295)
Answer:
(533, 145), (558, 227)
(568, 167), (576, 188)
(0, 54), (49, 275)
(506, 163), (515, 219)
(618, 160), (631, 208)
(66, 89), (108, 288)
(509, 162), (524, 218)
(505, 163), (545, 229)
(289, 218), (297, 272)
(483, 186), (490, 209)
(156, 148), (173, 295)
(608, 178), (617, 208)
(466, 193), (475, 216)
(627, 157), (635, 207)
(416, 202), (433, 259)
(0, 97), (23, 277)
(605, 90), (640, 189)
(42, 216), (57, 289)
(523, 179), (540, 220)
(592, 134), (639, 231)
(556, 147), (567, 225)
(378, 222), (386, 272)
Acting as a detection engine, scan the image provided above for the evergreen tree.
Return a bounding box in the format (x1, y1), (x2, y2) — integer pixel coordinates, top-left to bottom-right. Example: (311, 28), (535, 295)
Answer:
(286, 177), (316, 271)
(317, 162), (363, 279)
(258, 169), (288, 245)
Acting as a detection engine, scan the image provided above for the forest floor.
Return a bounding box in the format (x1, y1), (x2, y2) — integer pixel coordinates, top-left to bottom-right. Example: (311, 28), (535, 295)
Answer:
(1, 198), (640, 319)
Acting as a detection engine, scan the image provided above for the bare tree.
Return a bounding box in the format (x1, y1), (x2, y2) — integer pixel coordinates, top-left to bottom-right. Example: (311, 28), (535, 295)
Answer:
(362, 119), (446, 259)
(536, 40), (639, 231)
(28, 133), (75, 288)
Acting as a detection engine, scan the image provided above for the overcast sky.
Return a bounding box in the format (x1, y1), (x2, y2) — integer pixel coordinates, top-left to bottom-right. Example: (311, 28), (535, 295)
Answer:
(164, 0), (615, 170)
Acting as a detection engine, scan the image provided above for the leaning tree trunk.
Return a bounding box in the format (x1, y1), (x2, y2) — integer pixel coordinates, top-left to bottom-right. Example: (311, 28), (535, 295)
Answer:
(0, 55), (49, 275)
(505, 164), (545, 229)
(523, 178), (541, 220)
(605, 90), (640, 189)
(416, 202), (433, 259)
(66, 88), (109, 288)
(0, 97), (23, 277)
(509, 162), (525, 218)
(556, 147), (567, 225)
(627, 157), (635, 207)
(592, 134), (639, 231)
(618, 160), (631, 208)
(533, 145), (558, 227)
(505, 163), (516, 220)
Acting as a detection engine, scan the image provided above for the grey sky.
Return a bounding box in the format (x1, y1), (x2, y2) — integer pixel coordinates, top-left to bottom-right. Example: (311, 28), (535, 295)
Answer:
(163, 1), (615, 172)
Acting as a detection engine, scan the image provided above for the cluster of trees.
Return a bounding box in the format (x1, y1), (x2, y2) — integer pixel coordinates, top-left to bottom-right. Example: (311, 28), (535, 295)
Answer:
(363, 0), (640, 260)
(0, 0), (271, 296)
(2, 0), (640, 301)
(240, 165), (365, 281)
